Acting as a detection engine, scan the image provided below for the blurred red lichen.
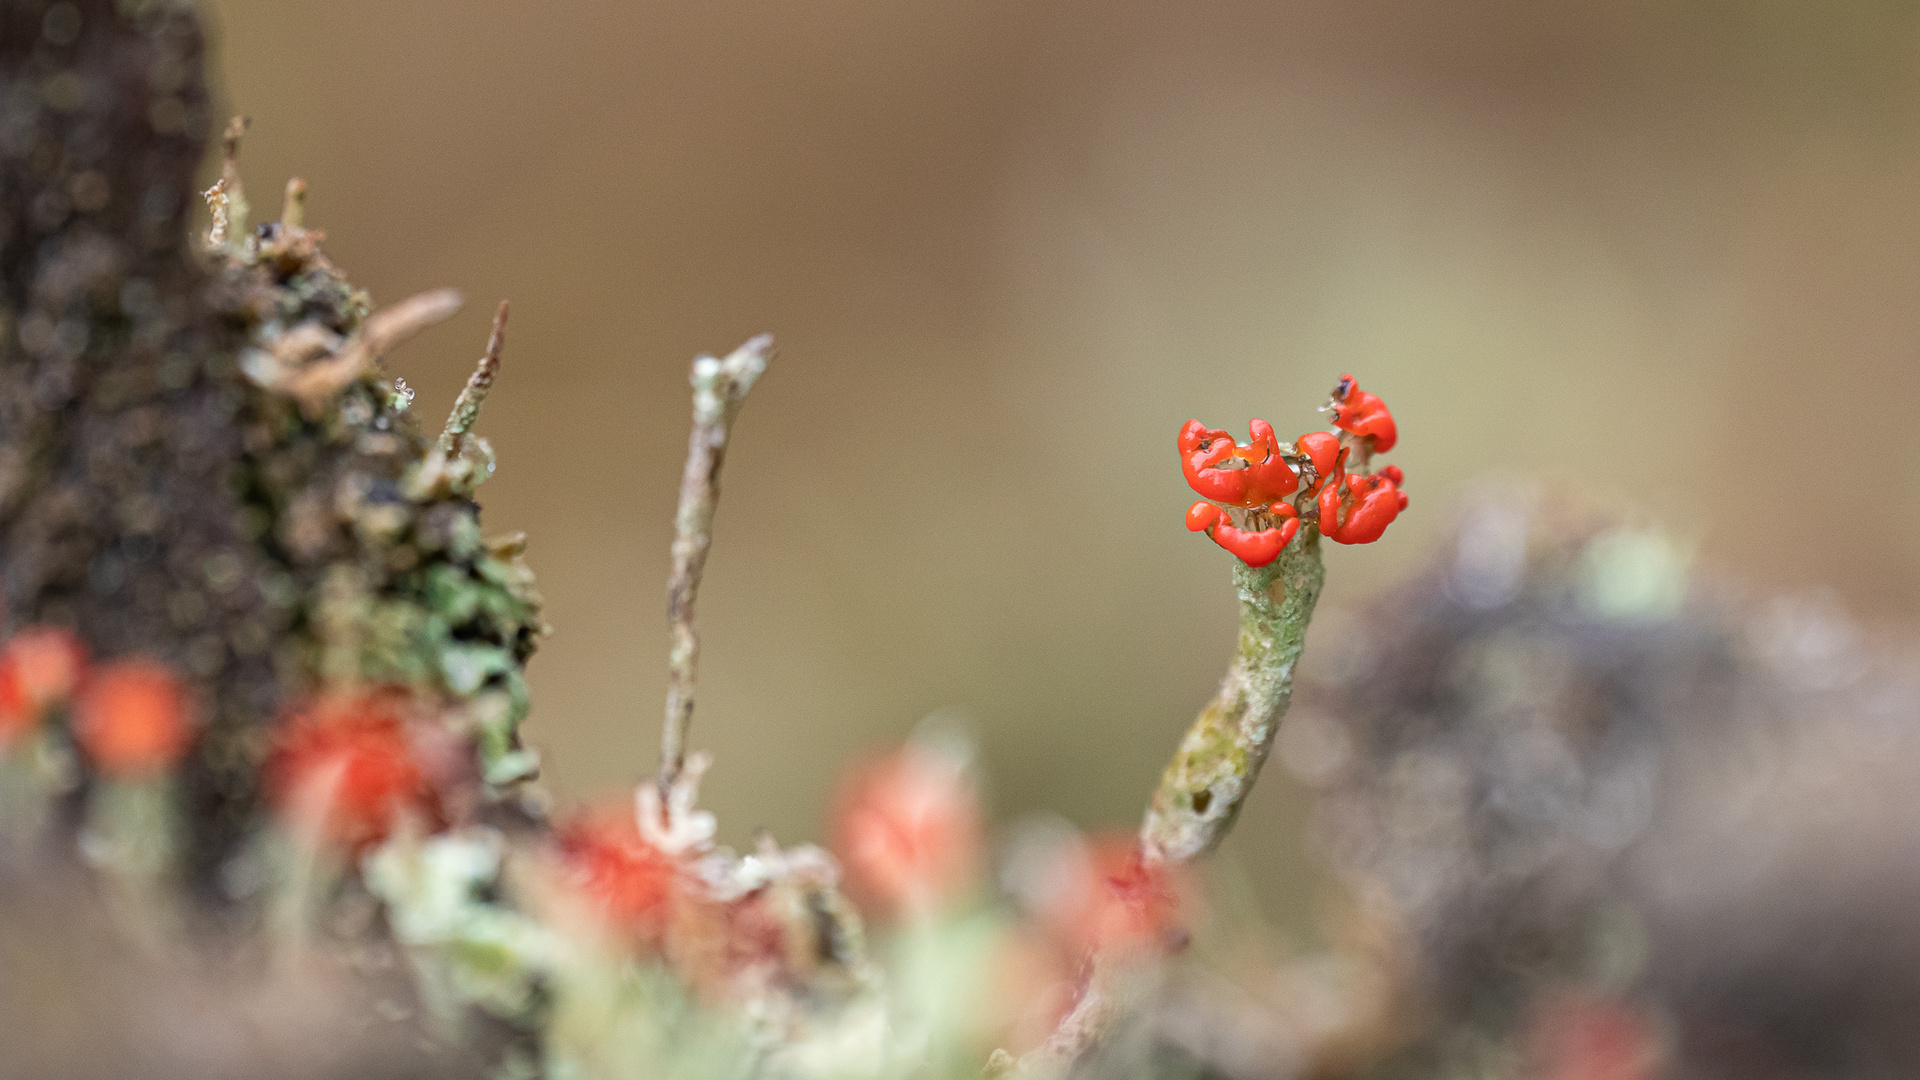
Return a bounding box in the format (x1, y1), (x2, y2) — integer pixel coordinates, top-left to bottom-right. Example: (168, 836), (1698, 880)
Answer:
(0, 626), (88, 745)
(265, 691), (441, 851)
(556, 799), (683, 941)
(1526, 992), (1662, 1080)
(72, 659), (193, 778)
(832, 743), (983, 917)
(1037, 834), (1184, 958)
(0, 666), (24, 744)
(1082, 840), (1183, 954)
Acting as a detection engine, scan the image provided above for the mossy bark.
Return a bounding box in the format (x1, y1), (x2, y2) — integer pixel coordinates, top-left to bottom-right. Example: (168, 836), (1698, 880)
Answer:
(0, 0), (543, 898)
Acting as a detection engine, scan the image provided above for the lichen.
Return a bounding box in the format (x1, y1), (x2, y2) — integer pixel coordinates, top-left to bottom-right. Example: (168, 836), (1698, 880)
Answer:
(1140, 530), (1325, 864)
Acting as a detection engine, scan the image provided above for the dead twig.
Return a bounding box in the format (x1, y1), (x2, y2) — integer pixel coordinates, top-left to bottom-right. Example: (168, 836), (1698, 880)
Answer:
(660, 334), (773, 788)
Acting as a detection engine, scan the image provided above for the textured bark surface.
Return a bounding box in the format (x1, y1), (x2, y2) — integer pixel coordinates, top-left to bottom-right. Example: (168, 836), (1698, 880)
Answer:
(0, 0), (544, 900)
(0, 0), (279, 892)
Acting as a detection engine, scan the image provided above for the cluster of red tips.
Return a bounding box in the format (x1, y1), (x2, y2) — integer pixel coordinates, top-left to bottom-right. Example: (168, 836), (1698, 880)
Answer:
(0, 626), (195, 779)
(1179, 375), (1406, 565)
(1316, 452), (1409, 546)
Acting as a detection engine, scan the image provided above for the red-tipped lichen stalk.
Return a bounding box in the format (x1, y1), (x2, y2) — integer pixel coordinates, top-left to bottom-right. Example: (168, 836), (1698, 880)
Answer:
(1018, 376), (1406, 1072)
(1147, 374), (1404, 862)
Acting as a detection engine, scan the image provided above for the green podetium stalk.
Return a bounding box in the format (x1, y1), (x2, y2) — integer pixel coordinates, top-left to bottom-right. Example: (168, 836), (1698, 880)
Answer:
(1015, 385), (1404, 1072)
(1139, 532), (1325, 863)
(1148, 379), (1405, 862)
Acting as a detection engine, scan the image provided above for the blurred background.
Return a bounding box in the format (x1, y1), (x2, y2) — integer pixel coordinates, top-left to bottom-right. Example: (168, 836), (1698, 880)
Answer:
(197, 0), (1920, 930)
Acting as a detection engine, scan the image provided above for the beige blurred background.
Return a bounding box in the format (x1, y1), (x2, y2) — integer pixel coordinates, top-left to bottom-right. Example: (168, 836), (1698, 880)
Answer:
(198, 0), (1920, 927)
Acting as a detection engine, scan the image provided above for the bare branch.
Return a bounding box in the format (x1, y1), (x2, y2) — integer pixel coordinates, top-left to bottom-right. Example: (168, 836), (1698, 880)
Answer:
(280, 177), (308, 230)
(660, 334), (773, 787)
(202, 116), (250, 250)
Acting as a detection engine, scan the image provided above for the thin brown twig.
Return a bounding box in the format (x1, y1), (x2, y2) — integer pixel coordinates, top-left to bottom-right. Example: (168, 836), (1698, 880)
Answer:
(660, 334), (773, 788)
(438, 300), (509, 453)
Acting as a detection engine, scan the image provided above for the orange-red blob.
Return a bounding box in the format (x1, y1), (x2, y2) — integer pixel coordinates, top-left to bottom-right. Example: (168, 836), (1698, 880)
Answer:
(1328, 374), (1398, 453)
(72, 659), (193, 778)
(1525, 992), (1661, 1080)
(5, 627), (86, 710)
(0, 626), (88, 745)
(557, 800), (682, 939)
(1316, 451), (1405, 546)
(0, 662), (28, 746)
(833, 744), (983, 918)
(1295, 430), (1341, 495)
(1179, 419), (1300, 507)
(265, 692), (439, 851)
(1039, 835), (1184, 957)
(1186, 501), (1223, 532)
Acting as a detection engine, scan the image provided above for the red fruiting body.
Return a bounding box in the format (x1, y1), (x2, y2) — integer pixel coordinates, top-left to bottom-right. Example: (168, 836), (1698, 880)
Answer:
(0, 663), (28, 746)
(0, 626), (88, 745)
(1316, 449), (1405, 545)
(1328, 374), (1398, 453)
(1526, 992), (1660, 1080)
(1178, 419), (1299, 508)
(1180, 377), (1401, 557)
(1189, 501), (1297, 567)
(1295, 430), (1341, 495)
(266, 693), (439, 851)
(833, 745), (983, 917)
(1048, 836), (1182, 957)
(72, 659), (193, 778)
(558, 801), (681, 937)
(6, 627), (86, 710)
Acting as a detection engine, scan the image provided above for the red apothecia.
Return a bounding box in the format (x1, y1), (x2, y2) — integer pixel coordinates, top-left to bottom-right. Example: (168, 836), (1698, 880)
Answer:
(1179, 374), (1405, 566)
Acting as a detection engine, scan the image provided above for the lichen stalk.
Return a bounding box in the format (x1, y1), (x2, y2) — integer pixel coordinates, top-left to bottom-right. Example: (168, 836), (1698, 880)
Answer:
(1020, 531), (1326, 1074)
(1140, 529), (1325, 863)
(661, 334), (772, 787)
